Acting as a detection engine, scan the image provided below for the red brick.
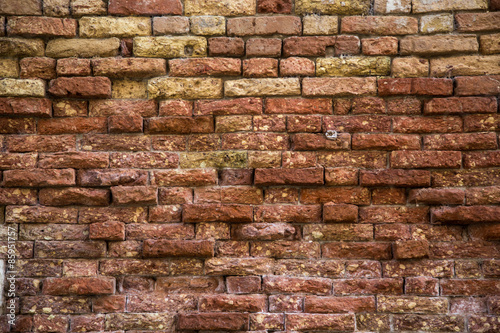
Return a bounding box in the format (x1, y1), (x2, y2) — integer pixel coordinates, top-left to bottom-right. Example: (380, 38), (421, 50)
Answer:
(324, 168), (359, 186)
(57, 58), (92, 76)
(38, 152), (109, 169)
(379, 78), (453, 96)
(464, 151), (500, 168)
(89, 221), (125, 241)
(70, 315), (104, 332)
(432, 206), (500, 224)
(280, 57), (315, 76)
(250, 313), (284, 330)
(425, 133), (497, 150)
(156, 276), (223, 293)
(362, 37), (398, 55)
(89, 99), (157, 117)
(409, 188), (464, 205)
(266, 97), (332, 114)
(269, 295), (303, 312)
(301, 187), (370, 205)
(391, 151), (461, 169)
(406, 277), (439, 296)
(232, 223), (296, 241)
(372, 188), (406, 205)
(258, 0), (292, 13)
(387, 97), (422, 115)
(228, 16), (301, 36)
(183, 204), (252, 223)
(126, 223), (192, 240)
(442, 279), (500, 296)
(33, 315), (68, 333)
(303, 77), (377, 97)
(286, 313), (355, 331)
(353, 134), (420, 150)
(318, 151), (386, 169)
(393, 116), (462, 133)
(108, 0), (182, 15)
(3, 168), (74, 187)
(108, 114), (143, 133)
(158, 187), (193, 205)
(110, 152), (178, 169)
(143, 240), (214, 258)
(20, 57), (56, 79)
(0, 188), (37, 205)
(35, 240), (106, 258)
(0, 97), (51, 117)
(323, 204), (358, 223)
(48, 77), (111, 98)
(323, 242), (391, 260)
(342, 16), (418, 35)
(334, 278), (403, 295)
(456, 12), (500, 32)
(92, 57), (166, 78)
(360, 206), (429, 224)
(178, 313), (248, 331)
(292, 133), (350, 151)
(254, 167), (323, 186)
(0, 0), (41, 15)
(146, 116), (213, 134)
(195, 97), (262, 115)
(169, 58), (240, 77)
(111, 186), (157, 205)
(43, 277), (114, 295)
(243, 58), (278, 78)
(246, 38), (282, 57)
(324, 115), (391, 132)
(304, 296), (375, 313)
(6, 206), (77, 224)
(394, 240), (429, 259)
(283, 36), (336, 56)
(254, 205), (321, 223)
(7, 16), (76, 37)
(264, 188), (299, 203)
(467, 186), (500, 205)
(0, 152), (37, 169)
(199, 294), (266, 312)
(431, 241), (499, 259)
(226, 276), (261, 293)
(39, 117), (107, 135)
(152, 169), (217, 186)
(361, 169), (430, 187)
(456, 75), (500, 96)
(39, 187), (110, 206)
(287, 115), (322, 133)
(351, 97), (386, 114)
(334, 35), (361, 55)
(53, 100), (87, 117)
(208, 37), (245, 57)
(469, 224), (500, 241)
(263, 276), (331, 295)
(426, 97), (498, 115)
(222, 132), (288, 150)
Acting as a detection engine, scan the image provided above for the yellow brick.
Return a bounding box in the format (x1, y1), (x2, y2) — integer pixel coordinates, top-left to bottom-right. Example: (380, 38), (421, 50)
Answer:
(0, 58), (19, 78)
(392, 57), (429, 78)
(0, 38), (44, 57)
(431, 55), (500, 77)
(112, 79), (148, 99)
(303, 15), (338, 35)
(316, 56), (391, 77)
(190, 16), (225, 36)
(295, 0), (370, 15)
(225, 78), (301, 97)
(46, 38), (120, 58)
(180, 152), (247, 168)
(0, 78), (45, 97)
(79, 16), (151, 38)
(148, 77), (223, 99)
(134, 36), (207, 58)
(420, 14), (454, 34)
(185, 0), (256, 16)
(412, 0), (487, 13)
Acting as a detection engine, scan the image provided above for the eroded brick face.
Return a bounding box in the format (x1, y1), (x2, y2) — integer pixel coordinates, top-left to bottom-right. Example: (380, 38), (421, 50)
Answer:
(1, 0), (499, 332)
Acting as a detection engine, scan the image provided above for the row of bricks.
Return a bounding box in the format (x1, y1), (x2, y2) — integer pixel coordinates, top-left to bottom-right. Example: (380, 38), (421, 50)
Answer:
(1, 13), (499, 39)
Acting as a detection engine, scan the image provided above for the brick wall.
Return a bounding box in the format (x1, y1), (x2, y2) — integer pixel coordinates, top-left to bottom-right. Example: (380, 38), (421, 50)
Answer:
(1, 0), (500, 332)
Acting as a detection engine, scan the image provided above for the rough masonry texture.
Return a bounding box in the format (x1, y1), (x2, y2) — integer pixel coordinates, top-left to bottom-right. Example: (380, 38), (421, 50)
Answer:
(0, 0), (500, 332)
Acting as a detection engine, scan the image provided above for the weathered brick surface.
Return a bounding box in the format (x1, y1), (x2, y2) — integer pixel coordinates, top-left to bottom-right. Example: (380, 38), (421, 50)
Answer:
(1, 1), (499, 331)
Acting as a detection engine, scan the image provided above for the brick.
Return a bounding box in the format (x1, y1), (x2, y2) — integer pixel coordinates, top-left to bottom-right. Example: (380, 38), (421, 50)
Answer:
(0, 78), (45, 97)
(227, 16), (301, 36)
(409, 188), (464, 205)
(353, 134), (420, 150)
(39, 187), (110, 206)
(374, 0), (411, 13)
(464, 151), (500, 168)
(183, 204), (252, 223)
(280, 57), (315, 76)
(0, 188), (37, 205)
(335, 35), (362, 55)
(468, 316), (500, 333)
(394, 240), (429, 259)
(243, 58), (278, 78)
(146, 116), (213, 134)
(258, 0), (291, 13)
(342, 16), (417, 35)
(153, 16), (189, 35)
(209, 37), (245, 57)
(38, 117), (107, 135)
(269, 295), (303, 312)
(152, 169), (217, 186)
(392, 57), (427, 78)
(263, 276), (330, 294)
(431, 55), (500, 77)
(105, 313), (175, 331)
(303, 15), (338, 35)
(169, 58), (240, 77)
(362, 37), (398, 55)
(111, 186), (157, 205)
(134, 36), (207, 58)
(185, 0), (255, 16)
(425, 97), (497, 115)
(323, 242), (391, 260)
(89, 99), (157, 117)
(401, 35), (478, 55)
(433, 170), (500, 187)
(191, 16), (225, 35)
(324, 115), (391, 133)
(0, 97), (51, 117)
(92, 58), (166, 78)
(3, 168), (75, 187)
(379, 78), (453, 96)
(431, 241), (499, 259)
(109, 0), (182, 15)
(143, 240), (214, 258)
(266, 98), (331, 114)
(393, 116), (462, 133)
(254, 167), (323, 186)
(52, 100), (88, 118)
(456, 12), (500, 32)
(480, 33), (500, 54)
(0, 58), (18, 77)
(441, 279), (500, 296)
(317, 56), (391, 76)
(43, 277), (114, 295)
(111, 79), (147, 99)
(20, 57), (56, 79)
(361, 169), (430, 187)
(205, 257), (274, 275)
(304, 77), (376, 97)
(33, 315), (68, 333)
(391, 151), (461, 169)
(48, 77), (111, 98)
(322, 204), (358, 223)
(432, 206), (500, 224)
(412, 0), (487, 12)
(6, 206), (77, 224)
(360, 206), (429, 224)
(406, 277), (439, 296)
(305, 296), (375, 313)
(71, 0), (106, 16)
(35, 240), (105, 258)
(158, 187), (191, 204)
(0, 37), (44, 57)
(199, 294), (265, 312)
(283, 36), (336, 57)
(225, 78), (300, 97)
(295, 0), (370, 14)
(467, 187), (500, 205)
(108, 115), (143, 133)
(420, 13), (454, 34)
(178, 313), (248, 331)
(195, 97), (261, 116)
(148, 77), (222, 99)
(43, 0), (70, 16)
(246, 38), (281, 57)
(378, 296), (447, 314)
(38, 152), (108, 169)
(286, 313), (355, 331)
(0, 0), (41, 15)
(89, 221), (125, 241)
(387, 98), (421, 115)
(156, 276), (223, 293)
(46, 38), (120, 58)
(81, 135), (151, 152)
(303, 224), (372, 241)
(7, 16), (76, 37)
(57, 58), (91, 77)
